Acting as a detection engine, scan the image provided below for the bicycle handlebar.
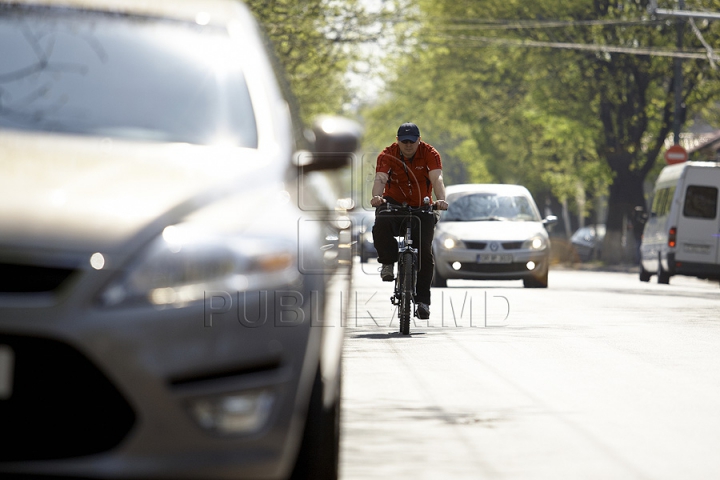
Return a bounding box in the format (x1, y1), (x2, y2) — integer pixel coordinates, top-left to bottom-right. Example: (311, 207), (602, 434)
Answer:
(380, 202), (437, 214)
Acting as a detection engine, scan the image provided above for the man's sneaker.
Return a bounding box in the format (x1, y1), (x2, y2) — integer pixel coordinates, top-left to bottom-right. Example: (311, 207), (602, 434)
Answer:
(380, 264), (394, 282)
(416, 303), (430, 319)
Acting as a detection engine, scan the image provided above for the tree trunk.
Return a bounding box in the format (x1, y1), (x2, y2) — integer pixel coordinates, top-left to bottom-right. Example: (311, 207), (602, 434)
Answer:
(601, 170), (647, 264)
(561, 198), (572, 239)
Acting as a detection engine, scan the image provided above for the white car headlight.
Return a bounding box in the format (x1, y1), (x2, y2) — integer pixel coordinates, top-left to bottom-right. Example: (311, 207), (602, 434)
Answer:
(101, 225), (299, 307)
(437, 233), (463, 250)
(523, 235), (547, 251)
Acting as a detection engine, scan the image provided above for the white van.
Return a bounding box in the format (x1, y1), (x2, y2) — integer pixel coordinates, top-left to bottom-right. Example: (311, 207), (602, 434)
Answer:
(639, 161), (720, 283)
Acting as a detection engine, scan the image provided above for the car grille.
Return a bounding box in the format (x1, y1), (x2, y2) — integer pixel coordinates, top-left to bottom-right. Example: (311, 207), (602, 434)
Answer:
(462, 241), (524, 250)
(0, 263), (76, 293)
(0, 334), (136, 461)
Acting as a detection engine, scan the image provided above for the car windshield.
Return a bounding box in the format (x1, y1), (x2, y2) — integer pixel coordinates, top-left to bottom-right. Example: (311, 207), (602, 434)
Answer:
(441, 193), (541, 222)
(0, 5), (257, 147)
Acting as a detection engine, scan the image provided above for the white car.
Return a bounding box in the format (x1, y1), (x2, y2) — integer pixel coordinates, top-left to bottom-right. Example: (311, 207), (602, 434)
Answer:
(0, 1), (359, 478)
(432, 184), (557, 288)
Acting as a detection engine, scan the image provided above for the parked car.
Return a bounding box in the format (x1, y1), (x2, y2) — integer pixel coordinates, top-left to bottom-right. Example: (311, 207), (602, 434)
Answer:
(432, 184), (557, 288)
(0, 1), (360, 478)
(639, 161), (720, 284)
(570, 224), (606, 262)
(351, 208), (377, 262)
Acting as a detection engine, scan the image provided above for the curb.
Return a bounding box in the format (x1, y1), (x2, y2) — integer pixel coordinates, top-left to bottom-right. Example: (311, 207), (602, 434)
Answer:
(551, 262), (640, 274)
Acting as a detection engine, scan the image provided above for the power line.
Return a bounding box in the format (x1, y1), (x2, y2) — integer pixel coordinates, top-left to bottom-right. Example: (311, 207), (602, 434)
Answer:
(430, 34), (719, 61)
(267, 17), (665, 31)
(425, 18), (665, 31)
(689, 18), (717, 68)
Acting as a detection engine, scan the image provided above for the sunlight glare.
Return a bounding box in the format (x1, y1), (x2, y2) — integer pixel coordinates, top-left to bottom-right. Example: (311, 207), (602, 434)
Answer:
(155, 27), (239, 77)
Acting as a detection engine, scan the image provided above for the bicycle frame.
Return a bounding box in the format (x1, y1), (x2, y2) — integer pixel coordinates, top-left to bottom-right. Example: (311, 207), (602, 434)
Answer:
(383, 200), (433, 335)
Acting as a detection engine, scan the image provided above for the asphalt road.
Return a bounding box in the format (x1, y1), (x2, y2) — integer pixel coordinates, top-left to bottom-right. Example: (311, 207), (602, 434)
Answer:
(339, 261), (720, 480)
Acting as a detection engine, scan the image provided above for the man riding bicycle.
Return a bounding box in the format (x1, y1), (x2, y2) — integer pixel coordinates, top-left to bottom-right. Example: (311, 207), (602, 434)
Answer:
(370, 123), (448, 319)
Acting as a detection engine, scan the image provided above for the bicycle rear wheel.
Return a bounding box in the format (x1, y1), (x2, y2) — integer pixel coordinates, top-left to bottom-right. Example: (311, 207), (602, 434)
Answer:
(399, 252), (413, 335)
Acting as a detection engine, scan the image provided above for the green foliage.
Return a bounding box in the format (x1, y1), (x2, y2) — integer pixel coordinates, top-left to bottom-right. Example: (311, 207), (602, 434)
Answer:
(362, 0), (720, 261)
(244, 0), (367, 122)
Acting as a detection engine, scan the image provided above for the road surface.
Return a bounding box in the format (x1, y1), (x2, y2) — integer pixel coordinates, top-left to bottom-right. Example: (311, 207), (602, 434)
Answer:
(340, 262), (720, 479)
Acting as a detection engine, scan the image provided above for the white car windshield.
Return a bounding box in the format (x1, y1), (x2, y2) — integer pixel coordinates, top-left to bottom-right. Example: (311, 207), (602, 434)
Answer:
(0, 5), (257, 147)
(441, 193), (541, 222)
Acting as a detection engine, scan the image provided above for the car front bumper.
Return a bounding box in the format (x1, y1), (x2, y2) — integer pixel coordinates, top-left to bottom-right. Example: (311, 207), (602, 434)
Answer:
(0, 282), (326, 480)
(434, 247), (549, 281)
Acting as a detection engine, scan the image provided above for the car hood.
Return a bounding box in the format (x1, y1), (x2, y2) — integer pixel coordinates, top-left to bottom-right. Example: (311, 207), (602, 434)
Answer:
(0, 131), (278, 256)
(436, 220), (547, 242)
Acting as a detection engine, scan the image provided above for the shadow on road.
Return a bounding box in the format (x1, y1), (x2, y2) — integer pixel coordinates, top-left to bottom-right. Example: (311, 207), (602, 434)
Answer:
(441, 285), (524, 289)
(351, 332), (428, 340)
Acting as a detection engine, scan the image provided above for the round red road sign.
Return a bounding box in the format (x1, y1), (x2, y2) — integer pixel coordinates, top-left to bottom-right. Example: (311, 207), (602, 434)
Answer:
(664, 144), (688, 164)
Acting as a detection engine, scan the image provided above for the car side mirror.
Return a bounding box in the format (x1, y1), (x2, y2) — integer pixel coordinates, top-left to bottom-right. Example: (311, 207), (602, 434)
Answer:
(543, 215), (558, 226)
(294, 115), (362, 173)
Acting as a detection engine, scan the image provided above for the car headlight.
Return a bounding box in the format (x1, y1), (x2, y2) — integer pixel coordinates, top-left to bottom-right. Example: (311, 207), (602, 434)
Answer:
(100, 224), (299, 307)
(523, 235), (547, 251)
(437, 233), (464, 250)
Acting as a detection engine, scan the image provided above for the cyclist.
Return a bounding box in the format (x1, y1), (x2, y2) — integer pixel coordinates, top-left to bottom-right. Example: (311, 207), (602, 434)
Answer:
(370, 123), (448, 319)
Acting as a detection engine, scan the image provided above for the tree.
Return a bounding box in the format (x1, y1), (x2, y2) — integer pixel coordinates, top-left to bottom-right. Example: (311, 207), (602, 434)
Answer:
(361, 0), (610, 231)
(527, 0), (720, 262)
(245, 0), (402, 124)
(244, 0), (350, 122)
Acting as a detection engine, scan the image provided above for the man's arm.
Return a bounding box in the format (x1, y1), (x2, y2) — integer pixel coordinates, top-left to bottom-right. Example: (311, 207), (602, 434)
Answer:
(371, 172), (389, 207)
(429, 169), (448, 210)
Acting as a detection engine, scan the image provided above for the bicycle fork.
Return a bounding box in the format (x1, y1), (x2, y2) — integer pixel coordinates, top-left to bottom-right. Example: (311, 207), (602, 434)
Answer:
(391, 248), (418, 301)
(392, 242), (418, 335)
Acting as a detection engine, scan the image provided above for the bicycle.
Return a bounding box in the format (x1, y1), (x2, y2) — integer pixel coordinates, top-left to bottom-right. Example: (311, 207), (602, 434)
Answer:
(381, 197), (436, 335)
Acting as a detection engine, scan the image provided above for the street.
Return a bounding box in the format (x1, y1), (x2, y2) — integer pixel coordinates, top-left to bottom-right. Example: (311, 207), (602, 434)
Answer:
(340, 262), (720, 479)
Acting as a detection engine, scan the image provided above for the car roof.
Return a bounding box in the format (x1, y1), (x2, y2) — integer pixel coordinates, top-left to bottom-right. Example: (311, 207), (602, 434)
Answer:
(0, 0), (244, 25)
(446, 183), (533, 196)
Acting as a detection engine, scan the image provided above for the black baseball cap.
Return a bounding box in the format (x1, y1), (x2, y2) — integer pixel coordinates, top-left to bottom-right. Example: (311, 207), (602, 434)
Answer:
(397, 123), (420, 142)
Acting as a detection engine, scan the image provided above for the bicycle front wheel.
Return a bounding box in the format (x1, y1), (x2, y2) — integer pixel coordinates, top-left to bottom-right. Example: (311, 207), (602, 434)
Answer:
(399, 252), (413, 335)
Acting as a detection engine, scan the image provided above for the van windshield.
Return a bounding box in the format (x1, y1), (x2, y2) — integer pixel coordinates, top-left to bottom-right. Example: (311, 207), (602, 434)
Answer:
(0, 5), (257, 147)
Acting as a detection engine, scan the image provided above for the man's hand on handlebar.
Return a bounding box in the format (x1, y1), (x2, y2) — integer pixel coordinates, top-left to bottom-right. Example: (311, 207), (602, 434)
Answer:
(371, 196), (387, 207)
(434, 200), (449, 211)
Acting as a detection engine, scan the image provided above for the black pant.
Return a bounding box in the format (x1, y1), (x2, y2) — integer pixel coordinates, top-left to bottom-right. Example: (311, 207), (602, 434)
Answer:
(372, 205), (436, 305)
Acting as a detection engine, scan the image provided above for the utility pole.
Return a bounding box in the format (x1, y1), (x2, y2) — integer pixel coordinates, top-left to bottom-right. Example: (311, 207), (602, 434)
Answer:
(673, 0), (685, 145)
(650, 0), (720, 146)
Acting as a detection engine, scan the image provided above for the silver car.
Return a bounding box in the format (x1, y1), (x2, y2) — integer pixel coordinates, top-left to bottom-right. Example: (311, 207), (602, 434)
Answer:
(432, 184), (557, 288)
(0, 1), (359, 478)
(570, 224), (606, 262)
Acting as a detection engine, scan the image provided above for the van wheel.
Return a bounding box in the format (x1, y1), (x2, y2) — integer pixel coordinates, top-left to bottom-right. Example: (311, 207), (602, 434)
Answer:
(639, 265), (651, 282)
(658, 258), (670, 285)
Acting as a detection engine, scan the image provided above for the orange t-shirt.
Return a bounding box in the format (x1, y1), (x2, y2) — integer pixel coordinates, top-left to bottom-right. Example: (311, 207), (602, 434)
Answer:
(376, 142), (442, 206)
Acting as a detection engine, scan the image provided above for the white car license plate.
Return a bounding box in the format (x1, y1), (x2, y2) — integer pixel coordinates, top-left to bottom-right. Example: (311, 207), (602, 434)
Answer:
(0, 345), (14, 400)
(682, 243), (710, 255)
(477, 254), (513, 264)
